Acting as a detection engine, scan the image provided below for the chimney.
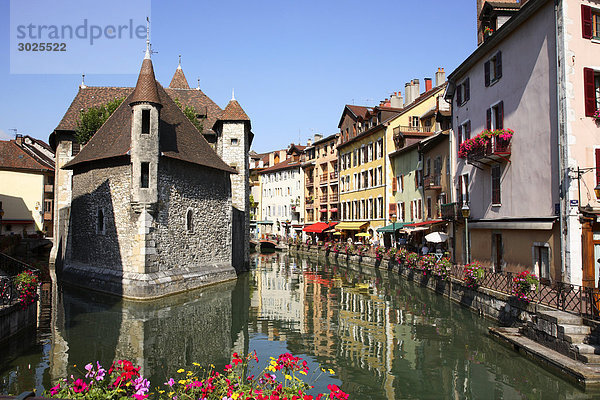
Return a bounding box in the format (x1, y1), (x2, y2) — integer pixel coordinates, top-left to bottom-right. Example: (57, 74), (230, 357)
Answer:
(307, 138), (312, 147)
(390, 91), (404, 108)
(314, 133), (323, 143)
(280, 150), (287, 161)
(424, 78), (432, 92)
(404, 82), (413, 105)
(412, 79), (420, 101)
(269, 152), (275, 166)
(435, 68), (446, 87)
(15, 134), (23, 146)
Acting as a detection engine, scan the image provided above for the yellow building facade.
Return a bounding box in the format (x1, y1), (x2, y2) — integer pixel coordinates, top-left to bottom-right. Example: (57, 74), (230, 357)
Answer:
(338, 105), (402, 239)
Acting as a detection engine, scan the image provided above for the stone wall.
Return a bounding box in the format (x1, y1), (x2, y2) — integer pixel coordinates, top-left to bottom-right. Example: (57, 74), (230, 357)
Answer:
(156, 158), (233, 270)
(0, 301), (37, 343)
(289, 245), (539, 326)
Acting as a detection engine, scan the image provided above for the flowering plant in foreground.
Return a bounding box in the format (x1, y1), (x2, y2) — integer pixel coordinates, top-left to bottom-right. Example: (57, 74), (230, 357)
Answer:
(374, 246), (385, 261)
(512, 271), (539, 303)
(464, 262), (485, 288)
(45, 352), (349, 400)
(457, 129), (514, 158)
(14, 269), (39, 305)
(594, 109), (600, 122)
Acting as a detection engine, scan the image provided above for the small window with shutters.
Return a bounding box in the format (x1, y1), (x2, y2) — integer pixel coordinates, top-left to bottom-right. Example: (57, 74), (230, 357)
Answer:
(486, 101), (504, 130)
(484, 51), (502, 87)
(456, 78), (470, 106)
(389, 202), (397, 218)
(595, 149), (600, 187)
(584, 68), (600, 117)
(458, 120), (471, 147)
(582, 5), (600, 40)
(492, 164), (501, 205)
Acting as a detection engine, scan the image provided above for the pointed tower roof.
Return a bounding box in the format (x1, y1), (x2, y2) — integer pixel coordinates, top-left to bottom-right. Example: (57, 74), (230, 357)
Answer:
(220, 98), (250, 121)
(129, 55), (161, 106)
(169, 56), (190, 89)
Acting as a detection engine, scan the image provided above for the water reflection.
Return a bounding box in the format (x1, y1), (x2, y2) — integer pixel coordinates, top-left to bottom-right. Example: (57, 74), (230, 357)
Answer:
(0, 253), (593, 398)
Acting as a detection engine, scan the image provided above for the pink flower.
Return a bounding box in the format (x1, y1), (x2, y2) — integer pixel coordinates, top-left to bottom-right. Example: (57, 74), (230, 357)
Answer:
(72, 379), (89, 393)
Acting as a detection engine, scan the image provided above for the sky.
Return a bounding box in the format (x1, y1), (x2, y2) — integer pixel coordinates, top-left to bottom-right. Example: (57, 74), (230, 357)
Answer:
(0, 0), (477, 153)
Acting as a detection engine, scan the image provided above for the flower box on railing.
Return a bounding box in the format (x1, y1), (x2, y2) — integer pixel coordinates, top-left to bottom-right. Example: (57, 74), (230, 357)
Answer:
(458, 128), (513, 161)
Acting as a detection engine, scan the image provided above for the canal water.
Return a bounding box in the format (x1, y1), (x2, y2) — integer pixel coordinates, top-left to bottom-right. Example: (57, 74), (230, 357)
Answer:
(0, 253), (593, 398)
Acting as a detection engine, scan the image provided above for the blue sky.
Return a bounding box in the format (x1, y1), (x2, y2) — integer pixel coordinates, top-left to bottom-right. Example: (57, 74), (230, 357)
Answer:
(0, 0), (477, 153)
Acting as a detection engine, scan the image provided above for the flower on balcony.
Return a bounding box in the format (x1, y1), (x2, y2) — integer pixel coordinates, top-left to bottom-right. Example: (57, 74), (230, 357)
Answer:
(593, 109), (600, 122)
(484, 27), (494, 36)
(457, 128), (514, 159)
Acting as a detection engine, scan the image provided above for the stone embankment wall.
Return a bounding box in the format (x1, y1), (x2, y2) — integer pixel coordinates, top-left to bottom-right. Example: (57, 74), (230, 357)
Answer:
(0, 301), (37, 342)
(289, 245), (540, 326)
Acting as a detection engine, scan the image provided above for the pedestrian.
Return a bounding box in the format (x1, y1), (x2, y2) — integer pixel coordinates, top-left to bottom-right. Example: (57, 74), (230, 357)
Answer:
(422, 243), (429, 255)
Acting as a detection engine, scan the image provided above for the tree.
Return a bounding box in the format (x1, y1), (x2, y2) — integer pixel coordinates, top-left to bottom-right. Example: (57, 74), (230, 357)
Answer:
(174, 98), (204, 133)
(75, 97), (124, 144)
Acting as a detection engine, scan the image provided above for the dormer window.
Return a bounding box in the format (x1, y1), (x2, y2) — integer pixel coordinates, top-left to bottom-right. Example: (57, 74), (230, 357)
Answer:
(141, 109), (150, 134)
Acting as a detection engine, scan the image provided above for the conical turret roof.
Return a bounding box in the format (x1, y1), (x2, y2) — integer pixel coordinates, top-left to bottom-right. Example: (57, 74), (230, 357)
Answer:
(130, 57), (161, 106)
(169, 65), (190, 89)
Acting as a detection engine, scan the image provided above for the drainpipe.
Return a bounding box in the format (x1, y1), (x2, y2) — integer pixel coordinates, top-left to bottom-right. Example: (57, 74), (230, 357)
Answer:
(555, 0), (568, 282)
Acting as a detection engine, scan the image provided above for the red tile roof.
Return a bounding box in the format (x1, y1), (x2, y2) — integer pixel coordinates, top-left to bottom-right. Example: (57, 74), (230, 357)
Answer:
(129, 58), (161, 106)
(258, 157), (302, 174)
(220, 99), (250, 121)
(63, 58), (235, 174)
(169, 67), (190, 89)
(0, 140), (54, 172)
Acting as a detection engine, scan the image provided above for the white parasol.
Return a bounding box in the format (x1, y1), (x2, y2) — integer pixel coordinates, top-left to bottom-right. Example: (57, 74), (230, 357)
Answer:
(425, 231), (448, 243)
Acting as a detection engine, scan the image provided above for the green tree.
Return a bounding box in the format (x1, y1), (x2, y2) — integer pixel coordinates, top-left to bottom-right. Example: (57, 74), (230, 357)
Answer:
(174, 98), (204, 133)
(75, 97), (124, 144)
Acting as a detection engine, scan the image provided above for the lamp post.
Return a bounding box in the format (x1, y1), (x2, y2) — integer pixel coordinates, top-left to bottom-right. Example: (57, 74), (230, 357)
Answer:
(461, 203), (470, 264)
(576, 167), (600, 207)
(391, 213), (397, 249)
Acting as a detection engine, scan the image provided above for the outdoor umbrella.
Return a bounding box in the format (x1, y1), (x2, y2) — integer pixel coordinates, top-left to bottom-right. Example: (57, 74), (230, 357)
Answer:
(333, 232), (343, 236)
(355, 232), (371, 237)
(425, 231), (448, 243)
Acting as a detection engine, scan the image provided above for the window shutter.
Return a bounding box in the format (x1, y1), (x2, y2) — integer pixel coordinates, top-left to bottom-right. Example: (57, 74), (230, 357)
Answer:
(392, 176), (398, 192)
(400, 175), (404, 191)
(584, 67), (596, 117)
(418, 199), (422, 219)
(496, 51), (502, 79)
(401, 202), (405, 221)
(596, 149), (600, 186)
(389, 202), (397, 216)
(582, 4), (593, 39)
(465, 78), (470, 101)
(414, 173), (418, 189)
(484, 61), (491, 87)
(457, 85), (462, 105)
(466, 121), (471, 139)
(486, 108), (492, 129)
(498, 101), (504, 129)
(458, 125), (463, 146)
(410, 202), (414, 220)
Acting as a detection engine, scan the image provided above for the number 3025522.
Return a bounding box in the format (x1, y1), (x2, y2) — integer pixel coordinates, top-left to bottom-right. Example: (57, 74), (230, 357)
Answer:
(17, 43), (66, 51)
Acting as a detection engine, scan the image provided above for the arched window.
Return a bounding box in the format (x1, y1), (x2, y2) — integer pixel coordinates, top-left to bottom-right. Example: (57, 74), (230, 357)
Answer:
(186, 209), (193, 233)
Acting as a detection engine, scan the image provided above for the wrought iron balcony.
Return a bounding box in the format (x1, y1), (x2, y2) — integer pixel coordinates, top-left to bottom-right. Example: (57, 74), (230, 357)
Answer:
(329, 171), (338, 180)
(467, 137), (511, 163)
(306, 179), (314, 187)
(423, 175), (442, 190)
(329, 194), (339, 202)
(441, 202), (460, 220)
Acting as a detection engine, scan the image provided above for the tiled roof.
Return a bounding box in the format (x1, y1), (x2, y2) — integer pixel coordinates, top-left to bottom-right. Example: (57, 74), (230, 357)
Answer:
(63, 58), (235, 174)
(129, 58), (161, 105)
(169, 67), (190, 89)
(0, 140), (54, 172)
(164, 87), (223, 135)
(258, 157), (302, 174)
(55, 87), (133, 132)
(346, 105), (372, 120)
(220, 99), (250, 121)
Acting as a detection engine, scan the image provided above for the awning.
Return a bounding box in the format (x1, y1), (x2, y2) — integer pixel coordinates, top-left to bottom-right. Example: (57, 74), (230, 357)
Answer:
(377, 222), (413, 233)
(1, 219), (34, 225)
(401, 226), (429, 234)
(256, 220), (274, 225)
(469, 220), (555, 230)
(319, 209), (328, 212)
(335, 221), (368, 231)
(329, 208), (338, 213)
(303, 222), (338, 233)
(404, 220), (444, 228)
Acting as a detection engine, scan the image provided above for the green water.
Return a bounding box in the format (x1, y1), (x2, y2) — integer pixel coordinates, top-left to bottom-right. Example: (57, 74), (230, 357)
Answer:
(0, 253), (593, 398)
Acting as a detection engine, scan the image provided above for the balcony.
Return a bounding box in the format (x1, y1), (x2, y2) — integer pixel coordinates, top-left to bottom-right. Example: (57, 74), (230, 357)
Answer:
(320, 195), (328, 203)
(394, 125), (433, 134)
(44, 184), (54, 193)
(43, 212), (52, 221)
(466, 136), (511, 164)
(329, 194), (339, 202)
(423, 175), (441, 190)
(441, 202), (460, 221)
(320, 174), (329, 185)
(306, 203), (314, 210)
(329, 171), (338, 181)
(306, 179), (314, 187)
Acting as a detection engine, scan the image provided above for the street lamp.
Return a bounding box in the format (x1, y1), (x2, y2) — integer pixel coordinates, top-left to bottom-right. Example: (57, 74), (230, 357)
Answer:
(461, 203), (470, 264)
(576, 167), (600, 206)
(390, 213), (397, 249)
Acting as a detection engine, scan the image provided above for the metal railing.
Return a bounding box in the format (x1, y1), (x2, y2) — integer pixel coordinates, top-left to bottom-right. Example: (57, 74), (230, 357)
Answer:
(0, 252), (39, 306)
(330, 172), (338, 180)
(423, 175), (441, 188)
(329, 194), (339, 202)
(467, 137), (511, 162)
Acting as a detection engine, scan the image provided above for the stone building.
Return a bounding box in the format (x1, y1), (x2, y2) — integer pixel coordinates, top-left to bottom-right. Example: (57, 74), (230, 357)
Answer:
(49, 50), (252, 298)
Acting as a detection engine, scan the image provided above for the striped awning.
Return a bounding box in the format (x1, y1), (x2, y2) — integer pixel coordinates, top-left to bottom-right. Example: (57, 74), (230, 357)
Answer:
(335, 221), (368, 231)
